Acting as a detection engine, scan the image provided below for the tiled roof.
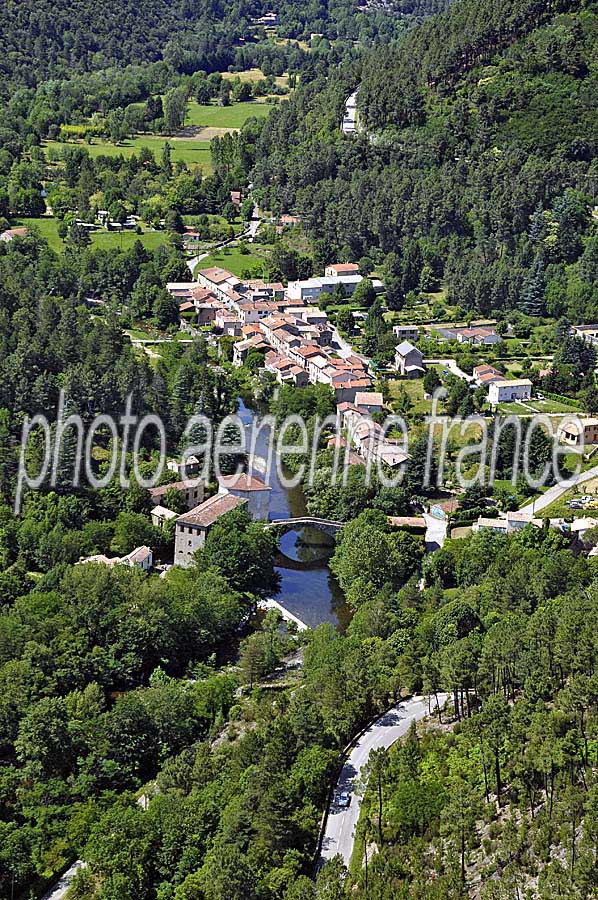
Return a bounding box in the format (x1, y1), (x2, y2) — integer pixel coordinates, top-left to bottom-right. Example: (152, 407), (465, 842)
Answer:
(218, 473), (272, 492)
(177, 493), (247, 528)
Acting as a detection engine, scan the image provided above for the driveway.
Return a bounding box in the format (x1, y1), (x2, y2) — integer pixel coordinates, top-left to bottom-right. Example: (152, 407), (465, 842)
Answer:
(424, 358), (474, 382)
(318, 694), (446, 869)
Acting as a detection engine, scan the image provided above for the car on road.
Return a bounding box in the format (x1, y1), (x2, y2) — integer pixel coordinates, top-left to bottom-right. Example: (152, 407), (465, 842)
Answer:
(337, 791), (351, 808)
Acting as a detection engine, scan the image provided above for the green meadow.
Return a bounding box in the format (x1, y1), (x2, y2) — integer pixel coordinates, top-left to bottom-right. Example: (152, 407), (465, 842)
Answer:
(16, 217), (170, 253)
(185, 100), (274, 128)
(45, 136), (213, 169)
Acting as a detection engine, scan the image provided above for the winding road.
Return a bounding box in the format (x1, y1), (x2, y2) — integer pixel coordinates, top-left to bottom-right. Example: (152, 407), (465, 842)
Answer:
(41, 862), (86, 900)
(318, 694), (447, 870)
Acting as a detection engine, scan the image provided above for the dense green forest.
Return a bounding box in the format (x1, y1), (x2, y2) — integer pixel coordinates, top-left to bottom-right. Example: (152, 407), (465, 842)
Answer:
(0, 0), (450, 94)
(4, 514), (598, 899)
(251, 0), (598, 320)
(1, 0), (598, 896)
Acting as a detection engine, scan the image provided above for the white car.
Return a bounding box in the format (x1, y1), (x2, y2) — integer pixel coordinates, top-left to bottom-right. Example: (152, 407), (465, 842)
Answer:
(337, 791), (351, 808)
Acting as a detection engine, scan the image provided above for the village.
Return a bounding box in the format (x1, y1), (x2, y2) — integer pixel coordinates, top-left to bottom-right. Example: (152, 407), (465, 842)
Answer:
(76, 252), (598, 581)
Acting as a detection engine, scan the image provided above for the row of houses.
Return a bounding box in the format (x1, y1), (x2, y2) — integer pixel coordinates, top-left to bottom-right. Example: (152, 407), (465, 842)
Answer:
(176, 262), (377, 404)
(338, 397), (410, 470)
(255, 310), (373, 402)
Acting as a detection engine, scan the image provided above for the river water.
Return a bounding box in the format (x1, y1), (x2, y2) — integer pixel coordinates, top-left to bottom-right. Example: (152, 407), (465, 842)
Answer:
(237, 398), (350, 630)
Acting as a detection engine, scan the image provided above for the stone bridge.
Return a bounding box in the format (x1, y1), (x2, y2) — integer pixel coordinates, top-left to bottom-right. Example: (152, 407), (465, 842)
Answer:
(264, 517), (344, 537)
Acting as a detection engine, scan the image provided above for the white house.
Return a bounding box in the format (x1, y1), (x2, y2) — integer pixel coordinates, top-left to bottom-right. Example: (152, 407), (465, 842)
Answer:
(218, 472), (272, 520)
(395, 341), (425, 377)
(325, 263), (359, 277)
(151, 506), (178, 529)
(121, 546), (153, 571)
(286, 274), (382, 303)
(392, 325), (419, 343)
(472, 512), (540, 534)
(167, 457), (201, 479)
(488, 379), (532, 405)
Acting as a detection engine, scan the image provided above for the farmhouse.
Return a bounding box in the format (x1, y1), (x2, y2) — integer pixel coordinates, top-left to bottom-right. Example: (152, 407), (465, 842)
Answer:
(488, 379), (532, 404)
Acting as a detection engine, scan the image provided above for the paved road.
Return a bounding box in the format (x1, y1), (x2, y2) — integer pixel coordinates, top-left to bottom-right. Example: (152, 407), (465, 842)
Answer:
(318, 694), (447, 869)
(519, 460), (598, 515)
(41, 862), (86, 900)
(186, 210), (261, 274)
(423, 512), (447, 550)
(342, 90), (359, 134)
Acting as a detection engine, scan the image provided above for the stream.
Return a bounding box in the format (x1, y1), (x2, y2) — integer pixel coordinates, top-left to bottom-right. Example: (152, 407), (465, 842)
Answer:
(237, 397), (350, 630)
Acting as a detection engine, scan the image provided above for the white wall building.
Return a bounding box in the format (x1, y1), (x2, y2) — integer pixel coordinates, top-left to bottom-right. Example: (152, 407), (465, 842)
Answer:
(218, 473), (272, 520)
(488, 379), (532, 404)
(392, 325), (420, 343)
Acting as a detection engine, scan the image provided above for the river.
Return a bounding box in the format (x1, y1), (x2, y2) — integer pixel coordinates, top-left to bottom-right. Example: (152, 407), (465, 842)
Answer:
(237, 398), (350, 630)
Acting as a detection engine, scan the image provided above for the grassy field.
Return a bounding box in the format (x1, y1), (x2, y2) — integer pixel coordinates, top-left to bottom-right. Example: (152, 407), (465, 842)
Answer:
(387, 378), (432, 416)
(16, 216), (170, 253)
(220, 68), (289, 90)
(90, 230), (168, 252)
(195, 244), (271, 278)
(495, 398), (580, 415)
(45, 136), (213, 168)
(185, 100), (273, 128)
(15, 216), (64, 252)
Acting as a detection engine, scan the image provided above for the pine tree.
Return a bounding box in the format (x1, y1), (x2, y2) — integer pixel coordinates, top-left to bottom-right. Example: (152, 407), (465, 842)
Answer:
(521, 253), (546, 316)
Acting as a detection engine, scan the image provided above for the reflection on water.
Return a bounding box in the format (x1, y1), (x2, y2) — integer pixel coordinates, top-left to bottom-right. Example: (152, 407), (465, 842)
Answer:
(237, 396), (350, 630)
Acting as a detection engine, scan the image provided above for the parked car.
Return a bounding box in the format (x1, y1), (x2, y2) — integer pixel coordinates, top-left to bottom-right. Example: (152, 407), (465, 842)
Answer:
(569, 501), (584, 509)
(536, 393), (545, 400)
(338, 791), (351, 808)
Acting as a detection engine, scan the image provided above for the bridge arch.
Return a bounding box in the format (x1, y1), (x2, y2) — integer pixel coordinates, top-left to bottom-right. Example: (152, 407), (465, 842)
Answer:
(264, 517), (344, 538)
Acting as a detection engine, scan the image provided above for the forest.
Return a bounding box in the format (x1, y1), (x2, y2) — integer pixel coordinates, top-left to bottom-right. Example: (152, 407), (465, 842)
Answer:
(250, 0), (598, 321)
(1, 0), (598, 896)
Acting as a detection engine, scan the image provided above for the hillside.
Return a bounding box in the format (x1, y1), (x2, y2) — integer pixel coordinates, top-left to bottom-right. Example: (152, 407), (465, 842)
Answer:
(0, 0), (262, 88)
(0, 0), (451, 93)
(252, 0), (598, 320)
